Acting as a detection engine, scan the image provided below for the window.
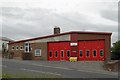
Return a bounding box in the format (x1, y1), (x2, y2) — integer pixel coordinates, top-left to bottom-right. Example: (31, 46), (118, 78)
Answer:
(100, 50), (104, 57)
(93, 50), (97, 57)
(25, 43), (28, 46)
(61, 50), (64, 57)
(24, 43), (31, 52)
(55, 51), (58, 57)
(86, 50), (90, 57)
(29, 44), (31, 51)
(16, 46), (19, 50)
(79, 50), (83, 57)
(67, 50), (70, 57)
(20, 46), (23, 50)
(2, 43), (4, 48)
(35, 49), (41, 56)
(25, 47), (28, 52)
(12, 46), (15, 50)
(49, 51), (52, 57)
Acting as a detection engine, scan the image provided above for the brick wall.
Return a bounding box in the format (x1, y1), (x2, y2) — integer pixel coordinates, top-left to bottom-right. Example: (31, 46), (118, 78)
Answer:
(30, 42), (47, 60)
(9, 42), (48, 60)
(8, 42), (24, 60)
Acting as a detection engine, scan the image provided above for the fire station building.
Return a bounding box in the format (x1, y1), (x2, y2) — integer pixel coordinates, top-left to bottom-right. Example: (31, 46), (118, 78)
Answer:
(8, 27), (112, 61)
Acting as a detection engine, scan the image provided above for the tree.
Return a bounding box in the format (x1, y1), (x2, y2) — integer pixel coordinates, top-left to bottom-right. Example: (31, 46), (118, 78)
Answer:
(111, 40), (120, 60)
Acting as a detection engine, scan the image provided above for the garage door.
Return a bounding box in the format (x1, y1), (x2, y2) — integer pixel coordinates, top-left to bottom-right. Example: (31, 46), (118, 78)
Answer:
(48, 42), (71, 61)
(78, 40), (105, 61)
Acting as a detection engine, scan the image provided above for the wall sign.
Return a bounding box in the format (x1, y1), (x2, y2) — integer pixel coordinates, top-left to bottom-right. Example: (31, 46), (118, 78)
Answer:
(70, 42), (78, 46)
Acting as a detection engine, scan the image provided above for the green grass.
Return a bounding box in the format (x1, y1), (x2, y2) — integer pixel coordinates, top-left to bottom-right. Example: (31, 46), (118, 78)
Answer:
(0, 73), (63, 80)
(1, 73), (62, 78)
(2, 73), (13, 78)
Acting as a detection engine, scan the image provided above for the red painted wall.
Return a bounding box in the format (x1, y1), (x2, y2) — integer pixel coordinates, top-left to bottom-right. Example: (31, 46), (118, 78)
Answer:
(48, 33), (105, 61)
(78, 40), (105, 61)
(70, 46), (78, 57)
(71, 33), (78, 42)
(48, 42), (70, 61)
(70, 33), (78, 57)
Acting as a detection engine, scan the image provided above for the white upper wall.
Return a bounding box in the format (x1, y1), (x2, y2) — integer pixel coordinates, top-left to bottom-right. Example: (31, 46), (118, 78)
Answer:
(0, 40), (9, 51)
(28, 34), (70, 43)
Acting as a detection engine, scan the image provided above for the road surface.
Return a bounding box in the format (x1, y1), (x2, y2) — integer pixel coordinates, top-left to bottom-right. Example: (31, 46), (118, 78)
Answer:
(2, 59), (118, 78)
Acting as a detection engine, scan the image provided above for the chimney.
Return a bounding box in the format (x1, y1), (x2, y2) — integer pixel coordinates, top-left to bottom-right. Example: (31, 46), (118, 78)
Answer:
(53, 26), (60, 34)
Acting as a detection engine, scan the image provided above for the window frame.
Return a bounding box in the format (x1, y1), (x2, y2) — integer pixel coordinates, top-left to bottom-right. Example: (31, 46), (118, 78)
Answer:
(49, 50), (52, 58)
(16, 46), (19, 50)
(67, 50), (70, 57)
(86, 50), (90, 57)
(20, 46), (23, 50)
(55, 50), (58, 58)
(79, 50), (83, 57)
(12, 46), (15, 50)
(93, 50), (97, 57)
(100, 49), (104, 57)
(61, 50), (64, 58)
(24, 42), (30, 53)
(35, 49), (41, 56)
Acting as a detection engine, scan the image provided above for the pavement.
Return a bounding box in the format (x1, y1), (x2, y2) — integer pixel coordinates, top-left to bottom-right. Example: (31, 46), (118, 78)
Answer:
(1, 58), (119, 78)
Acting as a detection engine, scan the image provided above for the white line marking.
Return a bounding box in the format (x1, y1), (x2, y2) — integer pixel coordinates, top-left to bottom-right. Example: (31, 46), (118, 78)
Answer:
(20, 68), (61, 76)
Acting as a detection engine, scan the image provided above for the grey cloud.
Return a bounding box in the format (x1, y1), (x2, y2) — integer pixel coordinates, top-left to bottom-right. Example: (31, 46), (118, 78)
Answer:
(100, 9), (118, 22)
(2, 7), (118, 44)
(2, 22), (52, 40)
(98, 1), (118, 22)
(59, 13), (117, 33)
(1, 7), (25, 19)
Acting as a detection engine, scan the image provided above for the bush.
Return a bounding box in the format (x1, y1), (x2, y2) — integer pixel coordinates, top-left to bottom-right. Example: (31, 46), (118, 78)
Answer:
(111, 40), (120, 60)
(111, 52), (120, 60)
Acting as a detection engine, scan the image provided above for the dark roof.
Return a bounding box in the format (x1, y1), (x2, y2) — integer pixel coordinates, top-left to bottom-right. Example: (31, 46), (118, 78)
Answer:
(8, 31), (112, 44)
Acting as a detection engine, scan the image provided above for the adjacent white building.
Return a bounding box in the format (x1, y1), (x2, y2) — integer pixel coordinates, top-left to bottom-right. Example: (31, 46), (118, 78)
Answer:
(0, 37), (14, 52)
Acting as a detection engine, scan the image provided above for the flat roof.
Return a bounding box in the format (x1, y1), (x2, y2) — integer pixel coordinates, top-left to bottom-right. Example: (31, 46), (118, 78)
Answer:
(8, 31), (112, 44)
(0, 37), (14, 42)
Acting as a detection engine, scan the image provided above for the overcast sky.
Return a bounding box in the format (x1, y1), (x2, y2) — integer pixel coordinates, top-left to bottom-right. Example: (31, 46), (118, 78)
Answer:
(0, 0), (119, 45)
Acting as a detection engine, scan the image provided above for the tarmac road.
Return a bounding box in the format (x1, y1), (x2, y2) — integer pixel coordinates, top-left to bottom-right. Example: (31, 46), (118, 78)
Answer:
(2, 58), (119, 78)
